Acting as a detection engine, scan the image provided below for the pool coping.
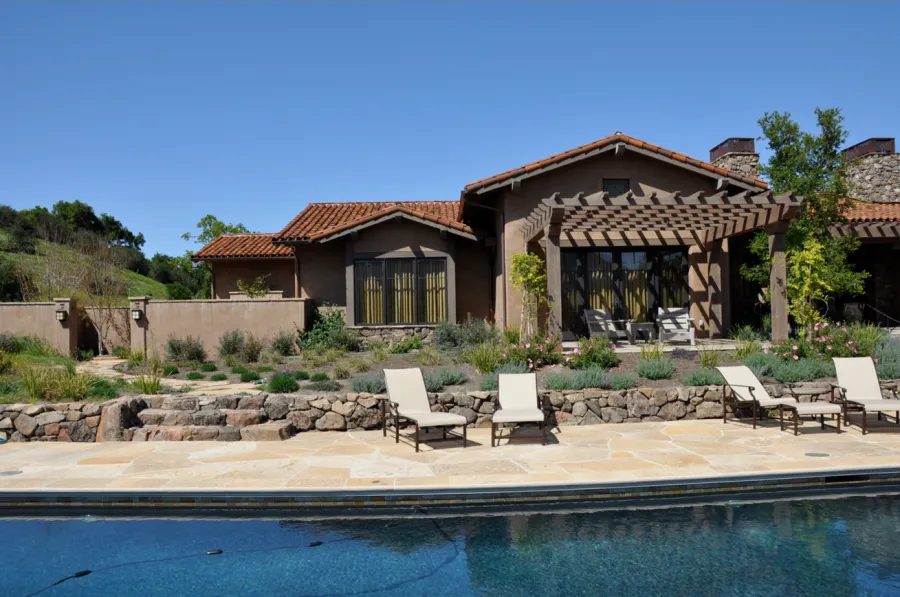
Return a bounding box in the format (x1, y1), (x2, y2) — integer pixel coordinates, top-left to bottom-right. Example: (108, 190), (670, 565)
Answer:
(3, 465), (900, 516)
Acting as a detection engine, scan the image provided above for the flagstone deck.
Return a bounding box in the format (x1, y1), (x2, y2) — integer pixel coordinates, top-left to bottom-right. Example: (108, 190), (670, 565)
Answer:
(2, 418), (900, 494)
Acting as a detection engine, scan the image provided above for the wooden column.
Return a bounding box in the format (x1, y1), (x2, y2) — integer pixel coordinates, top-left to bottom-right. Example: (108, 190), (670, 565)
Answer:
(446, 235), (457, 324)
(707, 240), (730, 338)
(344, 236), (355, 326)
(293, 247), (300, 299)
(768, 226), (789, 342)
(545, 226), (562, 335)
(687, 245), (709, 338)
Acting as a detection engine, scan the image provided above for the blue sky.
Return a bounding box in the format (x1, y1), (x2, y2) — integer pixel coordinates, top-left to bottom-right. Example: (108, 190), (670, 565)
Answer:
(2, 2), (898, 257)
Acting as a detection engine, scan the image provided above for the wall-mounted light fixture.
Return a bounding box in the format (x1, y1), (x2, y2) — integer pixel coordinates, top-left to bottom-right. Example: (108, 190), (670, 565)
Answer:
(55, 308), (67, 322)
(131, 308), (143, 321)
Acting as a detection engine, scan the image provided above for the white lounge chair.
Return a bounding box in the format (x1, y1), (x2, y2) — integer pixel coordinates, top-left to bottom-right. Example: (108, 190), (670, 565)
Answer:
(656, 307), (695, 346)
(718, 365), (843, 435)
(832, 357), (900, 435)
(383, 368), (467, 452)
(584, 309), (628, 342)
(492, 373), (547, 447)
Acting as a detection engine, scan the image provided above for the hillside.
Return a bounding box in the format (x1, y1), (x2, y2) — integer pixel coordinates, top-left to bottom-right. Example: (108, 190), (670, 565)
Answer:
(0, 232), (167, 300)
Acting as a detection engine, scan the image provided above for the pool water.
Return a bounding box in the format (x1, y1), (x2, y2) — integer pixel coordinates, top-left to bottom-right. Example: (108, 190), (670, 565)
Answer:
(3, 495), (900, 596)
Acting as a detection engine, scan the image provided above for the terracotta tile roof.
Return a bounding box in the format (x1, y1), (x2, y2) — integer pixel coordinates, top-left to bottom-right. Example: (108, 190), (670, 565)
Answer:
(461, 133), (770, 197)
(192, 233), (292, 260)
(844, 200), (900, 222)
(274, 201), (472, 242)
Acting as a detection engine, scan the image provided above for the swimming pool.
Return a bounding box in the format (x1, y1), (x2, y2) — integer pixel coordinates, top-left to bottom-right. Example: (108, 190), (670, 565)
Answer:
(3, 495), (900, 596)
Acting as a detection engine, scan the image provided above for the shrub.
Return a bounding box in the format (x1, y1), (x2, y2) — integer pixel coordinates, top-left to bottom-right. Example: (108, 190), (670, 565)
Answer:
(231, 366), (249, 375)
(165, 283), (193, 300)
(0, 350), (12, 375)
(218, 330), (245, 359)
(732, 339), (762, 360)
(566, 337), (618, 370)
(240, 370), (261, 383)
(878, 360), (900, 380)
(772, 359), (832, 383)
(503, 326), (521, 346)
(464, 342), (502, 374)
(163, 365), (179, 377)
(111, 346), (130, 359)
(199, 362), (217, 372)
(684, 369), (725, 386)
(0, 334), (57, 356)
(847, 323), (886, 358)
(294, 370), (310, 381)
(413, 346), (444, 367)
(422, 371), (445, 393)
(185, 372), (205, 381)
(479, 363), (530, 391)
(304, 347), (346, 368)
(268, 374), (299, 393)
(350, 359), (372, 373)
(87, 378), (119, 400)
(876, 336), (900, 363)
(210, 373), (228, 382)
(636, 358), (675, 380)
(543, 368), (608, 391)
(770, 320), (874, 361)
(241, 334), (264, 363)
(53, 369), (98, 400)
(78, 349), (94, 362)
(166, 334), (207, 362)
(607, 373), (638, 390)
(18, 366), (54, 400)
(299, 306), (360, 351)
(697, 347), (720, 369)
(132, 371), (162, 395)
(435, 368), (467, 387)
(0, 379), (18, 396)
(639, 343), (665, 361)
(306, 380), (342, 392)
(729, 324), (764, 342)
(333, 361), (351, 380)
(503, 333), (563, 370)
(310, 372), (329, 382)
(127, 350), (145, 371)
(0, 332), (22, 353)
(351, 373), (386, 394)
(270, 330), (297, 356)
(390, 336), (423, 354)
(259, 348), (285, 365)
(744, 352), (778, 379)
(434, 318), (498, 348)
(257, 365), (274, 373)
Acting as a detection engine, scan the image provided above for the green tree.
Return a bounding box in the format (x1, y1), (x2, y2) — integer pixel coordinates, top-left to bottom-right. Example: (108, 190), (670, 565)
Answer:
(740, 108), (867, 327)
(181, 215), (250, 245)
(509, 252), (548, 336)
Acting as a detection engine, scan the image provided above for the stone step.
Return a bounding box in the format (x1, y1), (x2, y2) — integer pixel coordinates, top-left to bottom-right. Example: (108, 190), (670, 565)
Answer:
(239, 421), (293, 441)
(137, 409), (264, 427)
(131, 425), (242, 442)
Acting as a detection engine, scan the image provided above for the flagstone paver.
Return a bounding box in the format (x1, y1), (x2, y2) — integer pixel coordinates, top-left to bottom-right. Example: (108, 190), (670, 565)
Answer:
(1, 418), (900, 493)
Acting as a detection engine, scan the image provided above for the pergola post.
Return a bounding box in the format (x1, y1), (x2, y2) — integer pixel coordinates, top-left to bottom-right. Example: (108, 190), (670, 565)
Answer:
(768, 225), (789, 342)
(545, 225), (562, 336)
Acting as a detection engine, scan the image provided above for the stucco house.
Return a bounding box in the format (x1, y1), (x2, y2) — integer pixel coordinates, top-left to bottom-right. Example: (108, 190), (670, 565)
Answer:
(194, 133), (900, 341)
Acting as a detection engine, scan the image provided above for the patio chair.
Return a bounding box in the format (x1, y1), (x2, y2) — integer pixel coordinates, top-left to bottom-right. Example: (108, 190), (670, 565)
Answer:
(383, 368), (467, 452)
(584, 309), (628, 342)
(718, 365), (843, 435)
(491, 373), (548, 447)
(656, 307), (695, 346)
(832, 357), (900, 434)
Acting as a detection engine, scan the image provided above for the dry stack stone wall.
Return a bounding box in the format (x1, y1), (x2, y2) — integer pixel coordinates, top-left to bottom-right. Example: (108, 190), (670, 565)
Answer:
(3, 380), (893, 443)
(847, 153), (900, 203)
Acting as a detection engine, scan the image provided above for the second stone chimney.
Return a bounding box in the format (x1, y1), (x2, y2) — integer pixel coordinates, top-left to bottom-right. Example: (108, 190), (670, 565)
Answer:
(844, 138), (899, 203)
(709, 137), (759, 179)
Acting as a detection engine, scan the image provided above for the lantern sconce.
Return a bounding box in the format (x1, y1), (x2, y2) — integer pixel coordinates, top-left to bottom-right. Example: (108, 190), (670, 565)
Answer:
(131, 308), (143, 321)
(55, 308), (67, 322)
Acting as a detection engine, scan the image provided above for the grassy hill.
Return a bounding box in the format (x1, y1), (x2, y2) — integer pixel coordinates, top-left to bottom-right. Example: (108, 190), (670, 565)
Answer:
(0, 232), (167, 300)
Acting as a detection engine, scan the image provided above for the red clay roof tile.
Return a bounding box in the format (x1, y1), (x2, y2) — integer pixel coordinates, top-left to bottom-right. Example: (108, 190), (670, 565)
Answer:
(192, 233), (292, 261)
(844, 200), (900, 222)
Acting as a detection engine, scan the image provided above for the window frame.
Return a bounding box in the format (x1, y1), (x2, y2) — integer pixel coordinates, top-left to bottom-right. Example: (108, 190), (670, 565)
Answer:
(602, 178), (631, 196)
(354, 257), (448, 325)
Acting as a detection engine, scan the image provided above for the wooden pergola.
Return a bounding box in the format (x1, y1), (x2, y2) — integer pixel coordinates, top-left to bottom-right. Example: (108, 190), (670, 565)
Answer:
(521, 189), (803, 341)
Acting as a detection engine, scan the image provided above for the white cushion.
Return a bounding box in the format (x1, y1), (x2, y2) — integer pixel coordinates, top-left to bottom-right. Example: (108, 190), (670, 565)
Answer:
(493, 408), (545, 424)
(758, 398), (800, 408)
(717, 366), (775, 403)
(790, 403), (842, 416)
(498, 373), (539, 411)
(833, 357), (884, 402)
(848, 399), (900, 413)
(398, 411), (467, 427)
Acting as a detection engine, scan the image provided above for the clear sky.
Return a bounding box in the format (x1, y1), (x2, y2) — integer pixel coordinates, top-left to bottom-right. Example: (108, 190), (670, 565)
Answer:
(2, 1), (898, 257)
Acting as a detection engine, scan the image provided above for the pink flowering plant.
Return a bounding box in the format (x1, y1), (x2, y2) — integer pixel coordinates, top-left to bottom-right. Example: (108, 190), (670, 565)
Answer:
(565, 337), (620, 370)
(502, 332), (563, 370)
(769, 320), (862, 361)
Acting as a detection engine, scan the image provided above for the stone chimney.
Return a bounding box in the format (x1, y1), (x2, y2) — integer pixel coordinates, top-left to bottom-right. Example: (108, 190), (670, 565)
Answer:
(844, 138), (900, 203)
(709, 138), (759, 179)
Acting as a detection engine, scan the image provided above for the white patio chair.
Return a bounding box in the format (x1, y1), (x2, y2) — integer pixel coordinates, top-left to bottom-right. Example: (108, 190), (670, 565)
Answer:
(492, 373), (547, 447)
(383, 368), (467, 452)
(656, 307), (695, 346)
(584, 309), (628, 342)
(832, 357), (900, 434)
(717, 365), (843, 435)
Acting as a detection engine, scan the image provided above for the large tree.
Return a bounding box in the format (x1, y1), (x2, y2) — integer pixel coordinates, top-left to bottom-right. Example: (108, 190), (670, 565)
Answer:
(740, 108), (867, 327)
(182, 214), (250, 245)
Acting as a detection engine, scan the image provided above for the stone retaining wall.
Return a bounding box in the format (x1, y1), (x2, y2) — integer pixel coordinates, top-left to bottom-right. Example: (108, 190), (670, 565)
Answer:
(1, 381), (894, 443)
(349, 325), (436, 346)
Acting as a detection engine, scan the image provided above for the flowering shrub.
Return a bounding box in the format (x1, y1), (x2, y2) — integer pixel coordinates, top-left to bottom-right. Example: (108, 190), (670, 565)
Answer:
(566, 337), (619, 370)
(766, 321), (862, 361)
(501, 334), (562, 370)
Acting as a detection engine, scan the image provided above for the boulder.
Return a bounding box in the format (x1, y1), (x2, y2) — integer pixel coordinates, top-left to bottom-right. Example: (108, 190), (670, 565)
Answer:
(160, 396), (199, 411)
(43, 423), (60, 437)
(0, 417), (13, 430)
(548, 392), (565, 408)
(331, 400), (357, 417)
(648, 390), (669, 407)
(13, 413), (38, 437)
(454, 394), (474, 408)
(22, 404), (50, 417)
(310, 397), (332, 411)
(607, 392), (627, 408)
(67, 419), (94, 442)
(357, 396), (379, 409)
(348, 405), (382, 430)
(586, 399), (605, 417)
(237, 395), (266, 410)
(291, 397), (310, 411)
(138, 409), (192, 426)
(240, 421), (293, 441)
(553, 411), (578, 426)
(601, 407), (627, 424)
(657, 401), (687, 421)
(217, 426), (242, 441)
(82, 403), (102, 417)
(572, 402), (588, 418)
(215, 396), (239, 410)
(450, 406), (477, 425)
(264, 395), (291, 420)
(191, 411), (227, 426)
(580, 410), (603, 426)
(183, 426), (220, 441)
(223, 409), (264, 427)
(695, 401), (724, 419)
(287, 409), (321, 431)
(66, 411), (84, 422)
(86, 416), (100, 428)
(627, 394), (651, 418)
(315, 412), (346, 431)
